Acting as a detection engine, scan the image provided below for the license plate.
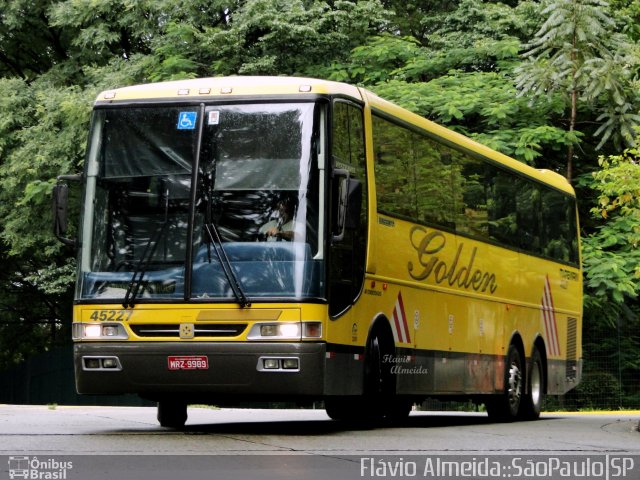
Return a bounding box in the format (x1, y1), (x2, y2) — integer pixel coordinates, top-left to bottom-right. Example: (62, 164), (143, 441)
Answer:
(167, 355), (209, 370)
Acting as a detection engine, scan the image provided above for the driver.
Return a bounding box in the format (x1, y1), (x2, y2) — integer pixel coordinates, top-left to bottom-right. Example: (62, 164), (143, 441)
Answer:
(259, 195), (297, 241)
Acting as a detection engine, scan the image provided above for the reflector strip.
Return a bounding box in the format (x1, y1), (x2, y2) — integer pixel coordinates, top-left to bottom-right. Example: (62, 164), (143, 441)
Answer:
(541, 275), (561, 356)
(391, 292), (411, 344)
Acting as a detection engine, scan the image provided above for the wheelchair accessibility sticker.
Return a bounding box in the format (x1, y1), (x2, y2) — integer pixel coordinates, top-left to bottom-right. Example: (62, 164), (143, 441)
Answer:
(177, 111), (197, 130)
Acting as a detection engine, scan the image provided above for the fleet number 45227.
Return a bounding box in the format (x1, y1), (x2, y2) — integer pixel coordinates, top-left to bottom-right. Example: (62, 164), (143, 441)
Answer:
(89, 310), (133, 322)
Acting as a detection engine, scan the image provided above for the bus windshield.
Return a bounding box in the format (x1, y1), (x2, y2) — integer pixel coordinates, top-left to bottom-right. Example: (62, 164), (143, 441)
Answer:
(78, 102), (324, 303)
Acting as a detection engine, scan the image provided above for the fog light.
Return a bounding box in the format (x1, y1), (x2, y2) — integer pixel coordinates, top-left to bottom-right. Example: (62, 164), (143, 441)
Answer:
(84, 358), (100, 369)
(282, 358), (299, 370)
(101, 358), (118, 369)
(263, 358), (280, 369)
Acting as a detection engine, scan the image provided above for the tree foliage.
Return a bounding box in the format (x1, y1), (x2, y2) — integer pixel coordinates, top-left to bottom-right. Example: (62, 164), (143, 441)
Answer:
(0, 0), (639, 386)
(580, 149), (640, 316)
(516, 0), (640, 181)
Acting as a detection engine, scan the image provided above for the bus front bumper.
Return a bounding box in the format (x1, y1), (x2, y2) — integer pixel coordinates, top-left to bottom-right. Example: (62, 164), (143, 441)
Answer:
(74, 341), (326, 399)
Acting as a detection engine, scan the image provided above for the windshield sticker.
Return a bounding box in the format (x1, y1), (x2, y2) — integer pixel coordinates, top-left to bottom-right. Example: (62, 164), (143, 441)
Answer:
(177, 111), (197, 130)
(208, 111), (220, 125)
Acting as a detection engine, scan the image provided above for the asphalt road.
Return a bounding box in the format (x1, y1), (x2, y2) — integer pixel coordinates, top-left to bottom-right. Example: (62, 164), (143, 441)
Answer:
(0, 405), (638, 480)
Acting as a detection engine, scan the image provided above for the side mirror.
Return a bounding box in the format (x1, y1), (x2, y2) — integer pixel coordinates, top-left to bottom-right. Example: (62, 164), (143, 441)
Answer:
(331, 169), (363, 242)
(52, 174), (81, 247)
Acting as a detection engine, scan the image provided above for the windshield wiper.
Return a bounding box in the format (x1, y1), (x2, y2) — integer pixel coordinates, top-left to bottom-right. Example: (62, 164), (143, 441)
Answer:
(203, 222), (251, 308)
(123, 221), (168, 309)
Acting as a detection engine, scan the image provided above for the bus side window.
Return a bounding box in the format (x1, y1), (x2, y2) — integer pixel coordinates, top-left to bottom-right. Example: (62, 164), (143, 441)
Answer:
(373, 114), (458, 228)
(454, 152), (489, 237)
(487, 167), (518, 245)
(541, 189), (576, 263)
(372, 115), (416, 219)
(413, 135), (457, 229)
(516, 179), (542, 253)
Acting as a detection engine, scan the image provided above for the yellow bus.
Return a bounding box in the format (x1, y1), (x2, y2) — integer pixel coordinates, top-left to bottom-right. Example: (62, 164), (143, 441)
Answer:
(54, 76), (582, 427)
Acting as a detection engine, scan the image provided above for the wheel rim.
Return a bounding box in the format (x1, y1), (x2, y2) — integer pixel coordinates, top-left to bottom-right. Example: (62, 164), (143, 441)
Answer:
(507, 360), (522, 411)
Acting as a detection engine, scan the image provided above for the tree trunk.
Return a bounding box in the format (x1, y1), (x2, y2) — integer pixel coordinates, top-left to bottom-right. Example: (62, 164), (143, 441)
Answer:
(566, 87), (577, 183)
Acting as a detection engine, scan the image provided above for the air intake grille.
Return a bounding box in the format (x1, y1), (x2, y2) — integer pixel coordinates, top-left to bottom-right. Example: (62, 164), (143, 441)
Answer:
(130, 324), (246, 338)
(566, 317), (577, 380)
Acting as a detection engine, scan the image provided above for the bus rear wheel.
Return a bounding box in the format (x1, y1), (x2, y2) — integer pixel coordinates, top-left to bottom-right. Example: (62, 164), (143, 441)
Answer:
(519, 347), (545, 420)
(486, 344), (523, 422)
(157, 400), (188, 428)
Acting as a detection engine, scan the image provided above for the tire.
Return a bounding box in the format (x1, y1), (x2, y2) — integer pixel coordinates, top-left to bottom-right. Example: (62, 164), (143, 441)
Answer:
(385, 397), (413, 423)
(520, 347), (545, 420)
(363, 329), (395, 421)
(325, 325), (398, 424)
(324, 396), (353, 421)
(157, 400), (188, 428)
(486, 344), (524, 422)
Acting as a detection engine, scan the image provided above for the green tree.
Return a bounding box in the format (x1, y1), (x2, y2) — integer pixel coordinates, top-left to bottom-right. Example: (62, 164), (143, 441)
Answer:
(0, 0), (70, 80)
(516, 0), (640, 182)
(580, 150), (640, 317)
(333, 1), (576, 169)
(200, 0), (387, 78)
(578, 149), (640, 408)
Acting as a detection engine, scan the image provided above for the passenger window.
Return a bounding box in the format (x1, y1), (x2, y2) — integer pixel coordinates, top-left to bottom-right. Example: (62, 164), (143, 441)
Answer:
(487, 168), (518, 244)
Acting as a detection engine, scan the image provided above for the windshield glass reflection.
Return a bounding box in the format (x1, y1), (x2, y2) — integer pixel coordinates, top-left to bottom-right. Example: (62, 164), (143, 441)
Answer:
(78, 103), (324, 302)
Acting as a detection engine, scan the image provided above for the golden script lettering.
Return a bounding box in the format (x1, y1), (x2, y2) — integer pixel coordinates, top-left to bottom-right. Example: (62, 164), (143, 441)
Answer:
(408, 226), (498, 294)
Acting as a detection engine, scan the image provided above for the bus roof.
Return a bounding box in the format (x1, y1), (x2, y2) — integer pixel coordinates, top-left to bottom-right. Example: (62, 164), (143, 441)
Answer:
(95, 76), (363, 102)
(96, 76), (574, 196)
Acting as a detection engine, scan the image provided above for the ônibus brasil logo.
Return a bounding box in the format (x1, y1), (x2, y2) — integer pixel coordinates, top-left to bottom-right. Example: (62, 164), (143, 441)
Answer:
(7, 456), (73, 480)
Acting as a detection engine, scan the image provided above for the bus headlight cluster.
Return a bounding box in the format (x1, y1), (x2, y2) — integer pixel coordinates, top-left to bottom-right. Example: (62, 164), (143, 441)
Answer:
(72, 323), (128, 340)
(247, 322), (322, 340)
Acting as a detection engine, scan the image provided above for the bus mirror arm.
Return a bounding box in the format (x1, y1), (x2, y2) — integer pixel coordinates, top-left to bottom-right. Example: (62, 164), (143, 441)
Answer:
(52, 174), (82, 247)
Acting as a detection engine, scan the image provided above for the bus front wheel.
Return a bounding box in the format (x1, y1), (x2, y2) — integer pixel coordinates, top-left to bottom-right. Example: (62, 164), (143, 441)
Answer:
(325, 326), (401, 424)
(363, 328), (397, 421)
(157, 400), (188, 428)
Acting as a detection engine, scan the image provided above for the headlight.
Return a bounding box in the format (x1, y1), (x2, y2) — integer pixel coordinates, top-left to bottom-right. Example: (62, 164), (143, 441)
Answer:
(73, 323), (128, 340)
(248, 322), (301, 340)
(247, 321), (323, 340)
